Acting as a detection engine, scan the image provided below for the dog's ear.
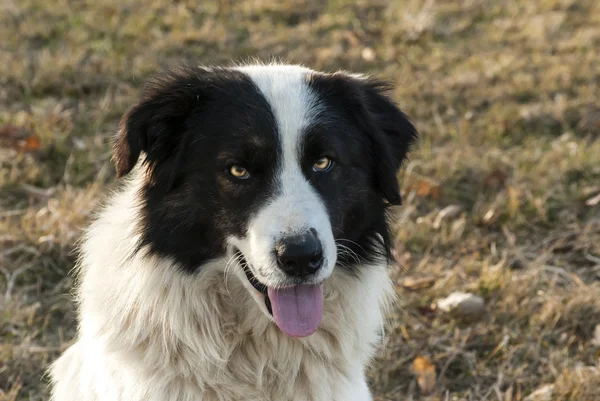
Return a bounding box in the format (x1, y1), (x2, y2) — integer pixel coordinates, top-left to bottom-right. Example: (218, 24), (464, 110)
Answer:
(355, 78), (418, 205)
(112, 68), (204, 180)
(309, 73), (418, 205)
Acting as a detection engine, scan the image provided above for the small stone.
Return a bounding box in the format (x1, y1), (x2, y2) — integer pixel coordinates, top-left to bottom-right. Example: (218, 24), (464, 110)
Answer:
(525, 384), (554, 401)
(586, 192), (600, 206)
(437, 292), (485, 319)
(361, 47), (376, 61)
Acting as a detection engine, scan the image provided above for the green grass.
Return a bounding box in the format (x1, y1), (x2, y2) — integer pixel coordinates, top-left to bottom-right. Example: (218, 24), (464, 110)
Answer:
(1, 1), (600, 400)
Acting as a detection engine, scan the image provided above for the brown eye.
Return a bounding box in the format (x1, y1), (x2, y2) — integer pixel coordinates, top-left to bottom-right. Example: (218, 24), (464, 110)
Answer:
(313, 156), (333, 172)
(229, 165), (250, 179)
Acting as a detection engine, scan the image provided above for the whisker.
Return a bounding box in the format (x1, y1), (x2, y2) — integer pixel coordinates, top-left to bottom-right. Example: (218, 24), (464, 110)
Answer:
(335, 238), (367, 254)
(335, 241), (362, 266)
(223, 252), (243, 301)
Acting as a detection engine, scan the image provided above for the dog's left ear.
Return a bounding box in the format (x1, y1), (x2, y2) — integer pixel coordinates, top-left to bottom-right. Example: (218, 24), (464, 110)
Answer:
(310, 73), (418, 205)
(355, 79), (418, 205)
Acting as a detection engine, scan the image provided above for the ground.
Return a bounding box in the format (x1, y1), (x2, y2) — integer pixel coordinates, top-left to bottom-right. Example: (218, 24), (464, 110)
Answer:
(1, 1), (599, 400)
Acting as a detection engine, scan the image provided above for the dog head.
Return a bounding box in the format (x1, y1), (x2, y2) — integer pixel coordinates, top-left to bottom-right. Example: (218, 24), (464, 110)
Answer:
(113, 64), (417, 337)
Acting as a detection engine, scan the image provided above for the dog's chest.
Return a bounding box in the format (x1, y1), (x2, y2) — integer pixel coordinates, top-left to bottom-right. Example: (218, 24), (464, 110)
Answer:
(163, 325), (368, 401)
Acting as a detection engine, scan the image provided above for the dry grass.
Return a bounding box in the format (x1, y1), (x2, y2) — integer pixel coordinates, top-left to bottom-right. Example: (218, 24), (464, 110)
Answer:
(1, 0), (599, 400)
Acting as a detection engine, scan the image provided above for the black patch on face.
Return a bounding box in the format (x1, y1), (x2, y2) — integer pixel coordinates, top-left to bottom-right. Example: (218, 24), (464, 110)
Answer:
(113, 66), (281, 272)
(305, 72), (418, 271)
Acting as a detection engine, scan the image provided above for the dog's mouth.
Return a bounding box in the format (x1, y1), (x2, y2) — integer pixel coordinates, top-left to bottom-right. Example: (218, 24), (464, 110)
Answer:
(235, 250), (324, 338)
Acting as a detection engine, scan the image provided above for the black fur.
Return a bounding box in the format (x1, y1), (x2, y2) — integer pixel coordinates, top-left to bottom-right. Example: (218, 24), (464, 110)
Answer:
(113, 66), (417, 274)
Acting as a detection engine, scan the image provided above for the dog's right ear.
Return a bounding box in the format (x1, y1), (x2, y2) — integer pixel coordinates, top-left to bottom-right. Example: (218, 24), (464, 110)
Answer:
(112, 67), (205, 179)
(113, 101), (153, 178)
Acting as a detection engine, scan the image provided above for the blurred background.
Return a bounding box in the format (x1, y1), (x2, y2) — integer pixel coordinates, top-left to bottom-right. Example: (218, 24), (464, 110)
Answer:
(1, 1), (599, 400)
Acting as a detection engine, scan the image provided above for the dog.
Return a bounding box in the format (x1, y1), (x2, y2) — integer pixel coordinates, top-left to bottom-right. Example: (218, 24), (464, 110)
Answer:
(49, 63), (417, 401)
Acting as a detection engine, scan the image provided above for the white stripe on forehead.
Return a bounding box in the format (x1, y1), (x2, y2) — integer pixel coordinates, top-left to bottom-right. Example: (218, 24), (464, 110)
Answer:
(234, 65), (319, 166)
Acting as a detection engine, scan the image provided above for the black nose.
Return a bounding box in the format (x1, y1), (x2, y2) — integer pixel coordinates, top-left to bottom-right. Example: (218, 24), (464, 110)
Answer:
(275, 230), (324, 278)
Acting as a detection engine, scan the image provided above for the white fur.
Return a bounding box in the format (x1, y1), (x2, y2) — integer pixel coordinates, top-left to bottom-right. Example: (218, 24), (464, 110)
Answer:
(50, 65), (395, 401)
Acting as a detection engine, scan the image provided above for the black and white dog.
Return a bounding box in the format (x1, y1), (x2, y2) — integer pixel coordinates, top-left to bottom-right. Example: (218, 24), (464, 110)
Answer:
(50, 63), (417, 401)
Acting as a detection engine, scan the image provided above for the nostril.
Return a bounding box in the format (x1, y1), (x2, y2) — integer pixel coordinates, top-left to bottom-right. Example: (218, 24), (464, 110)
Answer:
(308, 251), (323, 269)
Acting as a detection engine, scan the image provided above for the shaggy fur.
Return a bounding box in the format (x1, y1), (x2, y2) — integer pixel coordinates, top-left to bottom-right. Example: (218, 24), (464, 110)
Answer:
(49, 63), (417, 401)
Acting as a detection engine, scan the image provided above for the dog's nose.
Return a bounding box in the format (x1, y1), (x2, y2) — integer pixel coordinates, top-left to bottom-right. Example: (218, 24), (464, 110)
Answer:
(275, 230), (323, 278)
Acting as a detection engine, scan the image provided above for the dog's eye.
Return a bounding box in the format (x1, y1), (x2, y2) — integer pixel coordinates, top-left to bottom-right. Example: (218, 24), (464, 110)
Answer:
(313, 156), (333, 172)
(229, 165), (250, 179)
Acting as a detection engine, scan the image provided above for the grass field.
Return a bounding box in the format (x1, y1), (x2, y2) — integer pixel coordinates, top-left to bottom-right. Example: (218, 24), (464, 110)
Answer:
(1, 1), (600, 400)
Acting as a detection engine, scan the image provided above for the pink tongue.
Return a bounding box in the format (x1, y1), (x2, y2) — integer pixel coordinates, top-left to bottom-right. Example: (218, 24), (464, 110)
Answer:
(267, 284), (323, 338)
